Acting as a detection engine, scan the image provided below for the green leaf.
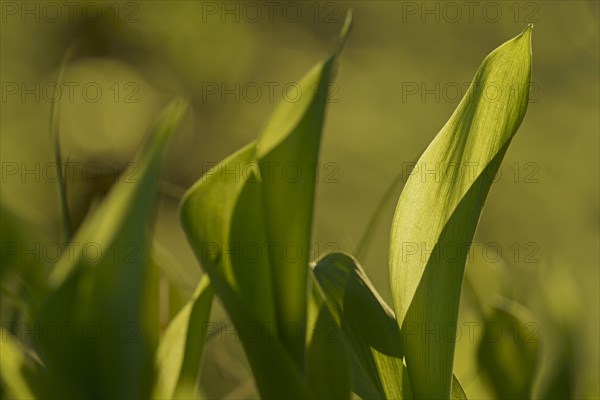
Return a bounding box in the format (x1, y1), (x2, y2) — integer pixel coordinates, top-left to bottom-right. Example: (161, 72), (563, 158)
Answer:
(180, 143), (311, 398)
(312, 252), (411, 400)
(477, 299), (539, 399)
(252, 10), (353, 366)
(155, 274), (213, 399)
(36, 99), (187, 399)
(49, 45), (77, 241)
(389, 27), (533, 399)
(451, 377), (468, 400)
(313, 253), (470, 400)
(0, 331), (39, 399)
(180, 11), (352, 397)
(306, 288), (351, 400)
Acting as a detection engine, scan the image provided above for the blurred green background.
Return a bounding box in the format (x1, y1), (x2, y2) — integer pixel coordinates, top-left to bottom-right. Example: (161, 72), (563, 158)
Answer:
(1, 1), (598, 398)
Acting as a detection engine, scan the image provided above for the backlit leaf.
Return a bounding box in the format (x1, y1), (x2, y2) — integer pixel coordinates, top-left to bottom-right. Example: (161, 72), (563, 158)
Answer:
(313, 252), (410, 399)
(36, 99), (187, 399)
(156, 274), (213, 399)
(179, 11), (353, 397)
(390, 27), (533, 399)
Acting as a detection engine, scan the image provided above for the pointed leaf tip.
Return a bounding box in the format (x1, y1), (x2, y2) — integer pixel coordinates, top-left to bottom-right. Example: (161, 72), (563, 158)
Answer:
(389, 27), (533, 400)
(335, 9), (353, 54)
(515, 24), (533, 51)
